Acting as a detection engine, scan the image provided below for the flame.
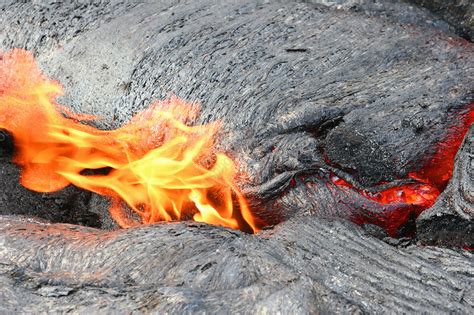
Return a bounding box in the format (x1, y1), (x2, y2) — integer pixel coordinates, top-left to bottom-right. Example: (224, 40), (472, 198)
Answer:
(0, 49), (259, 233)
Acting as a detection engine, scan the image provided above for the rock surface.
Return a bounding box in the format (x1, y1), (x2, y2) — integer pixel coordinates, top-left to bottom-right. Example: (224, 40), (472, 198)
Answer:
(0, 0), (473, 312)
(0, 215), (473, 313)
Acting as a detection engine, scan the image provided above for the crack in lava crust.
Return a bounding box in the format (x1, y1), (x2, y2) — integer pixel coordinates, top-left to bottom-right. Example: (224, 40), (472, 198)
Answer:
(329, 105), (473, 236)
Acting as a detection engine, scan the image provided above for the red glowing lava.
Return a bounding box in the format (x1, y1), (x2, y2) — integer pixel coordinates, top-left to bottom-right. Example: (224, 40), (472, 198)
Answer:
(331, 105), (473, 236)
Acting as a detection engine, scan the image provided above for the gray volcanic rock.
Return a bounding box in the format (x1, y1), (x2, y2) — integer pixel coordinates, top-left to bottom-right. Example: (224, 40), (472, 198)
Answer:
(0, 215), (472, 313)
(0, 0), (473, 312)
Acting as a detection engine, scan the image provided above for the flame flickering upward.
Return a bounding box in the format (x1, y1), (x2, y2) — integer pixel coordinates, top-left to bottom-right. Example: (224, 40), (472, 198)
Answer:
(0, 49), (259, 232)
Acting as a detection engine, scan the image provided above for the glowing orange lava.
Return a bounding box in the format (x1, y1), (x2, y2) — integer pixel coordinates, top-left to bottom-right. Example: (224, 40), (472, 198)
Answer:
(331, 175), (439, 209)
(0, 49), (259, 233)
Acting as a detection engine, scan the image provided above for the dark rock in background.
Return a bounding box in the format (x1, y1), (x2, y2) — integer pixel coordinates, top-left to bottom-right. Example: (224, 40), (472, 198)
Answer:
(0, 0), (473, 312)
(417, 126), (474, 248)
(0, 128), (97, 226)
(303, 0), (473, 41)
(406, 0), (473, 41)
(0, 162), (97, 227)
(0, 129), (13, 159)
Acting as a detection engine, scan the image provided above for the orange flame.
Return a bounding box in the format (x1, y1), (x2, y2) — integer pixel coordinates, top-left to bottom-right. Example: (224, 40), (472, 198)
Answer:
(0, 49), (259, 233)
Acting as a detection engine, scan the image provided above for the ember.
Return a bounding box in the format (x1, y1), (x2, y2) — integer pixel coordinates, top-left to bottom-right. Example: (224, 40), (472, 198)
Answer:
(0, 49), (260, 232)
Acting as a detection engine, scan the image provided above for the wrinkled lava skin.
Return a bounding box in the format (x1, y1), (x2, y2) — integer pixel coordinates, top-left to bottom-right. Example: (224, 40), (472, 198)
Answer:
(0, 0), (473, 313)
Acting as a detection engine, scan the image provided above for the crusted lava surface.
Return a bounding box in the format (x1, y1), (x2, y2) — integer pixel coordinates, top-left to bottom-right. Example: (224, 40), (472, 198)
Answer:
(0, 0), (473, 313)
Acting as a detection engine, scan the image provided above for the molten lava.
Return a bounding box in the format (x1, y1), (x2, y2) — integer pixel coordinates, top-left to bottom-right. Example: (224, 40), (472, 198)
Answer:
(0, 49), (259, 232)
(331, 175), (439, 208)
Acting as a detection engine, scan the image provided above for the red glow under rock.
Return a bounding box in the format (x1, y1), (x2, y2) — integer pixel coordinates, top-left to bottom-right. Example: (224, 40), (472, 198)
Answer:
(331, 104), (473, 236)
(409, 104), (474, 190)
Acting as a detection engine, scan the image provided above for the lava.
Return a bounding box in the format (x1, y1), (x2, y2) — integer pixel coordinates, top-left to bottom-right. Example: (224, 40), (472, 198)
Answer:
(409, 104), (474, 191)
(0, 49), (260, 233)
(331, 105), (473, 236)
(0, 48), (472, 237)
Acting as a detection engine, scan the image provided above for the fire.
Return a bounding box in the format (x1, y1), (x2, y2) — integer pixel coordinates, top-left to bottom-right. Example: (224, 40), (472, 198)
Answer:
(0, 49), (259, 233)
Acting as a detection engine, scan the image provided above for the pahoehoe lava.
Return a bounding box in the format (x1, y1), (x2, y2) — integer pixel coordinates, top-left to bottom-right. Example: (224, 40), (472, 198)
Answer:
(0, 0), (473, 313)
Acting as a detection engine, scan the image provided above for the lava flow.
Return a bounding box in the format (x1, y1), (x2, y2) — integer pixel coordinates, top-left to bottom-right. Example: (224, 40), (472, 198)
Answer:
(0, 49), (260, 233)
